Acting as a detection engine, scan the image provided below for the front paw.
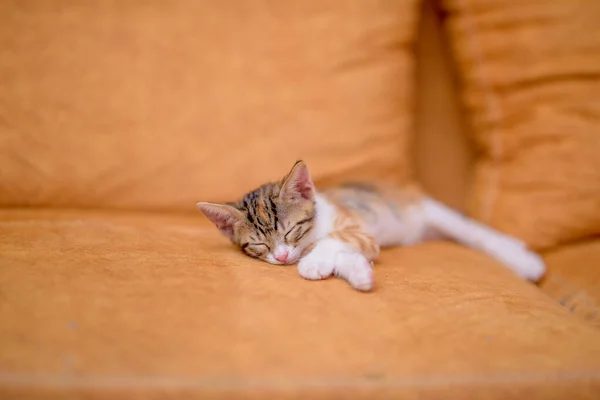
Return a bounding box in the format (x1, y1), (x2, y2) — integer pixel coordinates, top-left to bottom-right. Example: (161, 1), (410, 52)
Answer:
(297, 252), (335, 281)
(335, 254), (374, 292)
(348, 265), (373, 292)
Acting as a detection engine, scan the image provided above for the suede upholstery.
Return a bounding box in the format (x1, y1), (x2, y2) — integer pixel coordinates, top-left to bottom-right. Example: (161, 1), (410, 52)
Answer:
(1, 209), (600, 399)
(443, 0), (600, 250)
(1, 1), (600, 398)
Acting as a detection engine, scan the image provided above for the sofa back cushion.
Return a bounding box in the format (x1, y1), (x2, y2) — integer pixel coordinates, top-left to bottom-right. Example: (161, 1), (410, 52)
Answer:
(444, 0), (600, 250)
(0, 0), (419, 211)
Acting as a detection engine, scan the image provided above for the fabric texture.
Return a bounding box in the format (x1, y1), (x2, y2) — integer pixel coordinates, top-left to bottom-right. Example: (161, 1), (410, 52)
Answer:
(0, 0), (419, 212)
(540, 239), (600, 328)
(2, 2), (600, 398)
(443, 0), (600, 250)
(1, 209), (600, 398)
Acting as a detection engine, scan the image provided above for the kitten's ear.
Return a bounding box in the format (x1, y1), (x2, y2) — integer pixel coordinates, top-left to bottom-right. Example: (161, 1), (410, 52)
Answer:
(280, 160), (315, 201)
(196, 202), (243, 240)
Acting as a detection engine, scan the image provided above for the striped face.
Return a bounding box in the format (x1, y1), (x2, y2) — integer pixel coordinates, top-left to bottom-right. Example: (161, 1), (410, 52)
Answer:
(197, 161), (316, 265)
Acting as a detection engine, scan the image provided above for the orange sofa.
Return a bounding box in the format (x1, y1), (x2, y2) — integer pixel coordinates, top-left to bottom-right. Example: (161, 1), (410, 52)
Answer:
(1, 1), (600, 398)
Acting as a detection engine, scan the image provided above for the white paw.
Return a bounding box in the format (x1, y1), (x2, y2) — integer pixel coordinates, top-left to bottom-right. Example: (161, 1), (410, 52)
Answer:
(297, 239), (375, 291)
(487, 240), (546, 281)
(348, 264), (374, 292)
(502, 247), (546, 281)
(334, 253), (374, 292)
(297, 243), (337, 281)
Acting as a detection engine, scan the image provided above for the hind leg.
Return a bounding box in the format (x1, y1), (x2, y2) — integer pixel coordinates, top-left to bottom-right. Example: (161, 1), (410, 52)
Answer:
(421, 198), (545, 281)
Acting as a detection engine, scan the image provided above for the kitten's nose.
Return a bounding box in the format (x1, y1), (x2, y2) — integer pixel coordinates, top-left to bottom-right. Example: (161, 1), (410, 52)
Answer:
(275, 251), (288, 263)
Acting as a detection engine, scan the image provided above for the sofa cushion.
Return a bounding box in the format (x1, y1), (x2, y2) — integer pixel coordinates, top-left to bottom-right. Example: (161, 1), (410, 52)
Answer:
(540, 239), (600, 328)
(0, 0), (419, 211)
(1, 209), (600, 398)
(442, 0), (600, 250)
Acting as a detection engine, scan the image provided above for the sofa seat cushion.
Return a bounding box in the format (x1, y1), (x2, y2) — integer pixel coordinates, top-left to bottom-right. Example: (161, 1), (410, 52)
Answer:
(540, 239), (600, 328)
(1, 209), (600, 398)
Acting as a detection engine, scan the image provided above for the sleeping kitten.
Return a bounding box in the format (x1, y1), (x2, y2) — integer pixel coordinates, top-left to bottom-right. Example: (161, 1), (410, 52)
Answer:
(197, 160), (545, 291)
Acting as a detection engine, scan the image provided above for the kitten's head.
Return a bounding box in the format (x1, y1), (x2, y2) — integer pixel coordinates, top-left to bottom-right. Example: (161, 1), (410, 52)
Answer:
(197, 161), (316, 265)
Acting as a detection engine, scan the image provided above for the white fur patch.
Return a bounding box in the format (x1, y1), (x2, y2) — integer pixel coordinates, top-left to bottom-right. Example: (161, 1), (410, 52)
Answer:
(297, 238), (346, 280)
(298, 238), (373, 291)
(308, 193), (337, 241)
(333, 251), (374, 292)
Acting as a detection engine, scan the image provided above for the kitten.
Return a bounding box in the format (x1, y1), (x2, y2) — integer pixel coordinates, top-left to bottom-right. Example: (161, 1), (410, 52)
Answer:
(197, 160), (545, 291)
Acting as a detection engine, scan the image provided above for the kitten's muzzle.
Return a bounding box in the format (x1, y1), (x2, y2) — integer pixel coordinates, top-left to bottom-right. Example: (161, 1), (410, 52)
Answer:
(274, 251), (289, 263)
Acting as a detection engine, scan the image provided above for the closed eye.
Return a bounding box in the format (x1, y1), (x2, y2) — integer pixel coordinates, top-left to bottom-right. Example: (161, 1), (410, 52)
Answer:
(284, 217), (313, 243)
(242, 243), (270, 257)
(294, 226), (311, 242)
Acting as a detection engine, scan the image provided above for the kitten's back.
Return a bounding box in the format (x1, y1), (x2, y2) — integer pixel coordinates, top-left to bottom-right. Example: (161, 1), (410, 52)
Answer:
(322, 182), (427, 247)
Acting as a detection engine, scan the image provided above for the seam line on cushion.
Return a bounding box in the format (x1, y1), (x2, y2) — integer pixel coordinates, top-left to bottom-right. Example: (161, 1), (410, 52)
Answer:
(458, 0), (503, 222)
(543, 275), (600, 328)
(0, 371), (600, 390)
